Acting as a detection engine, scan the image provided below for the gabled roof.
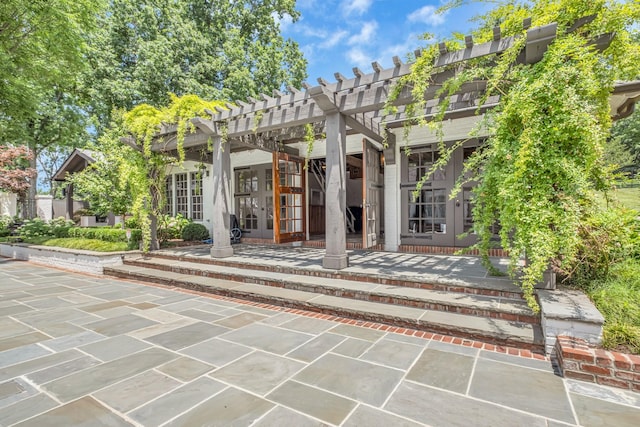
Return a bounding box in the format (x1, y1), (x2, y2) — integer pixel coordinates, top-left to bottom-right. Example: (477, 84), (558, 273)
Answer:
(52, 149), (99, 181)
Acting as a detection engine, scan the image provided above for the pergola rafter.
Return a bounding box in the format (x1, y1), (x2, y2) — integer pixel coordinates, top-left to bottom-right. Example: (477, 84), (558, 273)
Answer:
(147, 17), (636, 158)
(151, 18), (575, 154)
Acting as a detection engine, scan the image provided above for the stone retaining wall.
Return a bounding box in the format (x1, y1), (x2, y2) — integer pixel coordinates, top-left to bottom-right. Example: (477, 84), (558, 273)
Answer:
(0, 243), (126, 275)
(555, 335), (640, 392)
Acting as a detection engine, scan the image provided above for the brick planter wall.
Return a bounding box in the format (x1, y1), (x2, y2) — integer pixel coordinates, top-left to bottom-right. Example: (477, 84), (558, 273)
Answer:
(555, 335), (640, 392)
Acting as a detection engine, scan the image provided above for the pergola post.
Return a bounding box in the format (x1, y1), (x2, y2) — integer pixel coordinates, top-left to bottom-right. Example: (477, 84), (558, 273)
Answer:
(322, 112), (349, 269)
(66, 183), (74, 220)
(210, 135), (233, 258)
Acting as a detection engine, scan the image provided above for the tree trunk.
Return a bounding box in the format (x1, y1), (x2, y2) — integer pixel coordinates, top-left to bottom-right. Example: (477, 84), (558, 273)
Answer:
(25, 152), (38, 219)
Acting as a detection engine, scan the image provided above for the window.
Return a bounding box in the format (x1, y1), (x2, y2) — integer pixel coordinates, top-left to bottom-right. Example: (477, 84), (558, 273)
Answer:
(164, 176), (173, 215)
(235, 169), (258, 193)
(266, 168), (273, 191)
(190, 172), (203, 221)
(279, 160), (302, 187)
(403, 146), (448, 237)
(237, 196), (258, 230)
(175, 173), (188, 217)
(408, 189), (447, 234)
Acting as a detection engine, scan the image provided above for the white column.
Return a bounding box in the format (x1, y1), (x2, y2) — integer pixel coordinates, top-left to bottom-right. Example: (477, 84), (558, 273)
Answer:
(384, 163), (400, 251)
(210, 135), (233, 258)
(323, 112), (349, 269)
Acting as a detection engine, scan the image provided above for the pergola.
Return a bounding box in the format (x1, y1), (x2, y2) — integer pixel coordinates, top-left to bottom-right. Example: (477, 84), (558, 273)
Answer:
(152, 18), (640, 269)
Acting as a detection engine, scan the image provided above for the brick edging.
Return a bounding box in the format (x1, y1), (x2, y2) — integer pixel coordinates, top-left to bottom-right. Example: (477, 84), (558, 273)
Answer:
(555, 336), (640, 392)
(114, 272), (547, 361)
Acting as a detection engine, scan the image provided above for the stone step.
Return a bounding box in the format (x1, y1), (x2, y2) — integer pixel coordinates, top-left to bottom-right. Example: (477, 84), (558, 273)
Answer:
(122, 256), (538, 324)
(104, 264), (544, 352)
(147, 251), (524, 299)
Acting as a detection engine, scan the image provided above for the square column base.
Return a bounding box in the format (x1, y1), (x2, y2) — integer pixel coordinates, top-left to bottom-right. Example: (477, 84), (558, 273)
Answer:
(323, 254), (349, 270)
(211, 246), (234, 258)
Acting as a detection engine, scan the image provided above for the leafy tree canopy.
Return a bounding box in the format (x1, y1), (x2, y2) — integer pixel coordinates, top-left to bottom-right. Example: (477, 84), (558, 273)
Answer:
(611, 108), (640, 166)
(391, 0), (640, 309)
(84, 0), (307, 128)
(0, 146), (36, 200)
(0, 0), (102, 121)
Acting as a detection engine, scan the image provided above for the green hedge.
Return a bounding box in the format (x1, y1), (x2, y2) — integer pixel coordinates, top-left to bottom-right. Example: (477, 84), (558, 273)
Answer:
(68, 227), (142, 249)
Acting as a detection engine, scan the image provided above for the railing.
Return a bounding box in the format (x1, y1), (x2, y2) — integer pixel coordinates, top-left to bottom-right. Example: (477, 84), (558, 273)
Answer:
(310, 159), (356, 233)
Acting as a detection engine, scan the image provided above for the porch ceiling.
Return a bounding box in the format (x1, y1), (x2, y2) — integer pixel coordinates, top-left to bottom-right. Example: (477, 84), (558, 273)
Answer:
(150, 17), (637, 155)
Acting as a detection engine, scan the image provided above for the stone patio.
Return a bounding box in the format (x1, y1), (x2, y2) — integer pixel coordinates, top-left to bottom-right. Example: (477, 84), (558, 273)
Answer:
(1, 257), (639, 426)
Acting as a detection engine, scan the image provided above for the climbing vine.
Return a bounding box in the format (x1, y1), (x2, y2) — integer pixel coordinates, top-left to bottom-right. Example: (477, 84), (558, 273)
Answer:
(115, 94), (226, 251)
(387, 0), (640, 310)
(303, 123), (316, 169)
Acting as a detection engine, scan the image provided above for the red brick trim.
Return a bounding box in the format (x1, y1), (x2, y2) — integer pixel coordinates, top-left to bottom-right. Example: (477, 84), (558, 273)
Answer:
(115, 274), (547, 360)
(555, 336), (640, 392)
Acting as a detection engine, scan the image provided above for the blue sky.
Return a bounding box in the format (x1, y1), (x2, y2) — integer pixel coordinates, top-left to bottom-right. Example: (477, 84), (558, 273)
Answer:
(280, 0), (492, 83)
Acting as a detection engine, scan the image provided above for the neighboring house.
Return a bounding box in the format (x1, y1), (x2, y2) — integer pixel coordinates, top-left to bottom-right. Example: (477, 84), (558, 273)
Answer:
(153, 19), (640, 270)
(52, 149), (95, 220)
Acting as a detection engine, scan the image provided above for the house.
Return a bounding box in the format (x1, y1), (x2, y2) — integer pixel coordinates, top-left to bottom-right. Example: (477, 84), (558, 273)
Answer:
(52, 148), (95, 220)
(151, 19), (640, 269)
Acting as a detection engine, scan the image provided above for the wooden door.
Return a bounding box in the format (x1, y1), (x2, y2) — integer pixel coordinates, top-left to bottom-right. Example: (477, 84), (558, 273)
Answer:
(362, 139), (382, 248)
(273, 152), (306, 243)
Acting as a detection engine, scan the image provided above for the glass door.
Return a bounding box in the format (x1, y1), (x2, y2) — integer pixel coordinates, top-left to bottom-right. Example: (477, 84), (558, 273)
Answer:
(273, 152), (306, 243)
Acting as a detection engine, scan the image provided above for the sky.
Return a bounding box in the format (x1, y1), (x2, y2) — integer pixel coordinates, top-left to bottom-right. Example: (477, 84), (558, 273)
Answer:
(280, 0), (492, 83)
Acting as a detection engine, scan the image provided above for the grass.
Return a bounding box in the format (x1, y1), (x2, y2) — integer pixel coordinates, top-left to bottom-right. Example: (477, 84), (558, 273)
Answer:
(598, 184), (640, 211)
(38, 238), (129, 252)
(587, 259), (640, 354)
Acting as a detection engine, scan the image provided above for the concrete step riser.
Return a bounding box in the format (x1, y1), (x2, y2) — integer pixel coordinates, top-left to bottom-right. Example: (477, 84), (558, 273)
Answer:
(122, 260), (539, 325)
(105, 267), (544, 353)
(144, 254), (524, 299)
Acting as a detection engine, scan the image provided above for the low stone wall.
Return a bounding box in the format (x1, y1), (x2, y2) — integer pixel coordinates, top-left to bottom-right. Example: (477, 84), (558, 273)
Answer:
(0, 243), (126, 275)
(538, 289), (604, 355)
(555, 336), (640, 392)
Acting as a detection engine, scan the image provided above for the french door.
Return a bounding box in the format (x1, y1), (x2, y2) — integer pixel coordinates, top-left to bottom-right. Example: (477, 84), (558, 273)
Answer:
(273, 152), (306, 243)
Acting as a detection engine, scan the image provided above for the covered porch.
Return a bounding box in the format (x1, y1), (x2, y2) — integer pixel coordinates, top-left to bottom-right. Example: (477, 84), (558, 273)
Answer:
(150, 18), (640, 270)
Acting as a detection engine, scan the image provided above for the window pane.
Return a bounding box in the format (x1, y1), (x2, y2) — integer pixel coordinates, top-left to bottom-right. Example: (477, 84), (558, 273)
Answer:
(190, 172), (203, 221)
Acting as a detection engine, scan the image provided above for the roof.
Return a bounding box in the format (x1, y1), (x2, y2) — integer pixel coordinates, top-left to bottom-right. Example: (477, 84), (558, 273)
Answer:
(52, 149), (98, 182)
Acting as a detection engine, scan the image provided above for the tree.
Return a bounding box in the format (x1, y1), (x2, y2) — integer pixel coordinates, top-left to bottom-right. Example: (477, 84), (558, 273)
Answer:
(84, 0), (307, 128)
(66, 138), (134, 222)
(0, 146), (36, 211)
(0, 1), (102, 120)
(391, 0), (640, 308)
(611, 108), (640, 165)
(97, 95), (225, 251)
(0, 1), (103, 217)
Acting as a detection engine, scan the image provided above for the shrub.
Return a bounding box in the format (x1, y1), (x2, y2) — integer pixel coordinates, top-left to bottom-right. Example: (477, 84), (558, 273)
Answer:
(588, 259), (640, 353)
(0, 216), (12, 237)
(158, 214), (191, 242)
(67, 227), (142, 247)
(19, 218), (54, 238)
(50, 217), (75, 238)
(124, 217), (139, 229)
(181, 223), (209, 241)
(559, 207), (640, 289)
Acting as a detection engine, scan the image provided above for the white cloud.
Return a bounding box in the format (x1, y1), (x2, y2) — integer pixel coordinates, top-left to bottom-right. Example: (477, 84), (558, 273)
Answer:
(348, 21), (378, 46)
(273, 12), (294, 32)
(346, 47), (372, 69)
(341, 0), (373, 17)
(320, 30), (349, 49)
(407, 5), (448, 27)
(380, 32), (424, 62)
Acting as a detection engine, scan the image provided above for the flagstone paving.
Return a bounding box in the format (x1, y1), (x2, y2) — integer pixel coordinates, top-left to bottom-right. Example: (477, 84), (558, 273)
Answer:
(1, 257), (639, 426)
